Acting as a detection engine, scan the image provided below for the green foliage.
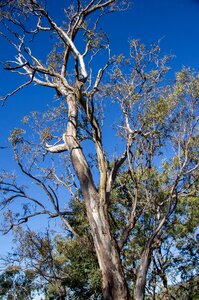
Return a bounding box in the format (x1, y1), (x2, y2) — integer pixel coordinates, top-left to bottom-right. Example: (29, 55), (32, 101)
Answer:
(7, 202), (102, 299)
(0, 266), (37, 300)
(0, 1), (198, 297)
(54, 235), (102, 299)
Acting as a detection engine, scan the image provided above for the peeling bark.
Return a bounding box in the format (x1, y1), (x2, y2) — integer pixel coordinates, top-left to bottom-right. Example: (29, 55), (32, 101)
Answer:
(64, 92), (129, 300)
(85, 200), (129, 300)
(134, 247), (152, 300)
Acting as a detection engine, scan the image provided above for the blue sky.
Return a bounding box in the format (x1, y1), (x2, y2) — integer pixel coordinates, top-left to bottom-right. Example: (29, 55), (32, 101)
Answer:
(0, 0), (199, 262)
(1, 0), (199, 145)
(108, 0), (199, 69)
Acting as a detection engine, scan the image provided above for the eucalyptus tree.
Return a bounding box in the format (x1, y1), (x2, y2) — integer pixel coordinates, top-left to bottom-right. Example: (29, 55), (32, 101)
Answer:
(0, 1), (198, 300)
(0, 265), (37, 300)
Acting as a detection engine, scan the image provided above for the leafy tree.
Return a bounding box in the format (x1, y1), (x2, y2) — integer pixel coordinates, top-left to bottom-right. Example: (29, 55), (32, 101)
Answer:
(3, 191), (198, 300)
(0, 1), (198, 299)
(5, 224), (102, 299)
(0, 265), (37, 299)
(142, 190), (199, 300)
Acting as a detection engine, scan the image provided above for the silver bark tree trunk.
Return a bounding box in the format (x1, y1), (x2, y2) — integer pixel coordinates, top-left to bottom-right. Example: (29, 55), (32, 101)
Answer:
(134, 248), (151, 300)
(65, 93), (129, 300)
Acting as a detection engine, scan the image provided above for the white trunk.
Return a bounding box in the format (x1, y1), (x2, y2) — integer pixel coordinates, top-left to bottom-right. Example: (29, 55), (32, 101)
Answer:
(65, 93), (129, 299)
(134, 248), (151, 300)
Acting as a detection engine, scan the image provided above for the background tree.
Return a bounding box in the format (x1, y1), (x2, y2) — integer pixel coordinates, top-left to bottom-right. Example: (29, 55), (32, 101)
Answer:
(2, 188), (198, 299)
(3, 212), (102, 300)
(0, 265), (38, 300)
(0, 1), (198, 299)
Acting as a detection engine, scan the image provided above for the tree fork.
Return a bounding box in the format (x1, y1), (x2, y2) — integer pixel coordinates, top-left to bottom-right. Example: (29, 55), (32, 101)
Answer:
(65, 93), (129, 299)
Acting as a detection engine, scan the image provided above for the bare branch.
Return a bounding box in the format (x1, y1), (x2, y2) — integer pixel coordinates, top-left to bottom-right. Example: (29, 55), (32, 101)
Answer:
(0, 71), (35, 104)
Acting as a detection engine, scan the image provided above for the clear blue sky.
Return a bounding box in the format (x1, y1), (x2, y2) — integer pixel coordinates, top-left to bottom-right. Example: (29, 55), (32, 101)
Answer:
(0, 0), (199, 257)
(1, 0), (199, 145)
(1, 0), (199, 149)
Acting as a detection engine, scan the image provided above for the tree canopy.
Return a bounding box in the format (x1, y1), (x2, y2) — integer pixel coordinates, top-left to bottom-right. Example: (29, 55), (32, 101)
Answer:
(0, 1), (198, 299)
